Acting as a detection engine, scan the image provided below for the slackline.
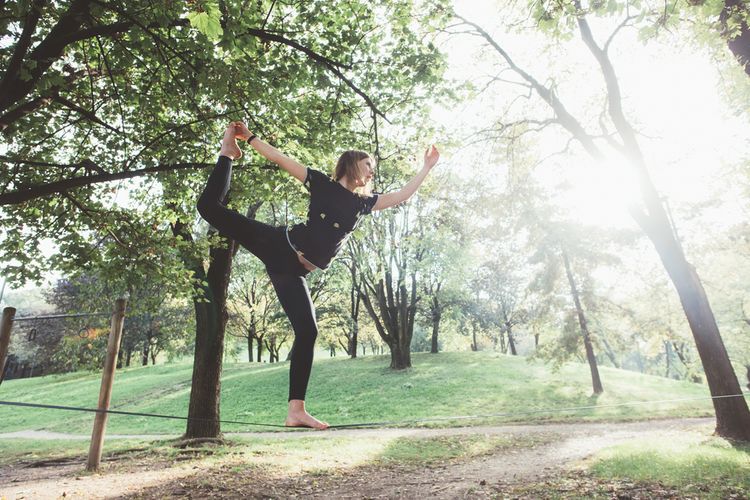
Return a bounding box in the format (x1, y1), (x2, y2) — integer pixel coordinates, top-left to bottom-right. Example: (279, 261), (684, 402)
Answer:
(0, 392), (748, 431)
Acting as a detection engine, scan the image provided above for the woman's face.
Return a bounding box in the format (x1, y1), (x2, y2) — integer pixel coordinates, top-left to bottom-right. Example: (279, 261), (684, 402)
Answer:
(355, 157), (374, 187)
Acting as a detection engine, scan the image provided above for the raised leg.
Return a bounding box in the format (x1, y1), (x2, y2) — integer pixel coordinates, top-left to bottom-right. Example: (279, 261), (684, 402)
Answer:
(196, 156), (281, 265)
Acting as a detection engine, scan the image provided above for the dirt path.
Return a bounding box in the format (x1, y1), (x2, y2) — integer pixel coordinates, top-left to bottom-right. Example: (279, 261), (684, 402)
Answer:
(265, 418), (714, 499)
(0, 417), (715, 499)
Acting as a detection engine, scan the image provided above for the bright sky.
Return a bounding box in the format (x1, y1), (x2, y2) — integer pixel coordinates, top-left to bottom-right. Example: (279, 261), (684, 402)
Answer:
(434, 0), (750, 236)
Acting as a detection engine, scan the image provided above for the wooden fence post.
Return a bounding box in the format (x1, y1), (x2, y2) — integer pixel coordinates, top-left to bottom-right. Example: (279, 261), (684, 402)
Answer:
(0, 307), (16, 384)
(87, 298), (127, 472)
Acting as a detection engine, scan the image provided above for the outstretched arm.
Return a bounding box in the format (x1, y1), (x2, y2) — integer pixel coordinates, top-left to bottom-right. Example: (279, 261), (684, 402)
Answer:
(372, 145), (440, 211)
(234, 122), (307, 183)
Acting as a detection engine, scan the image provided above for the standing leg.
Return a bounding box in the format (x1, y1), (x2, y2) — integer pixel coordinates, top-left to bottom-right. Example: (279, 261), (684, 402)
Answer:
(268, 272), (328, 430)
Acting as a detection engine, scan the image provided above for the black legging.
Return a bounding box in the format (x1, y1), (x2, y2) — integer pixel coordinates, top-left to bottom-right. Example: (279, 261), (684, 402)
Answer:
(197, 155), (318, 401)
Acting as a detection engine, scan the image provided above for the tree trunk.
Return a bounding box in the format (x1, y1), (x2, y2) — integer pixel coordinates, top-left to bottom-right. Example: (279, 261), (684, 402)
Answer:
(187, 289), (227, 438)
(349, 321), (358, 358)
(562, 247), (603, 395)
(506, 324), (517, 355)
(141, 328), (151, 366)
(247, 335), (253, 362)
(172, 216), (235, 439)
(659, 248), (750, 437)
(266, 339), (277, 363)
(348, 262), (360, 359)
(360, 271), (417, 370)
(430, 304), (441, 354)
(256, 337), (263, 362)
(389, 338), (411, 369)
(721, 0), (750, 76)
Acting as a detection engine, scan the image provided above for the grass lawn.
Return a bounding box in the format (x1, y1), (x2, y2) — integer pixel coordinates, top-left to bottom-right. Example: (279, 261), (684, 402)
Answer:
(590, 431), (750, 492)
(506, 429), (750, 499)
(0, 351), (722, 435)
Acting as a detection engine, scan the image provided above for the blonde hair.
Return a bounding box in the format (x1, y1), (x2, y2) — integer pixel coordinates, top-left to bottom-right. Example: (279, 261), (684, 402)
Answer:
(334, 150), (374, 196)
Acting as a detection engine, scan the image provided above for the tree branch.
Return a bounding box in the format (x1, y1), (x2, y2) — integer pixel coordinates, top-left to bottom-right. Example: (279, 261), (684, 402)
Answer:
(0, 0), (46, 99)
(57, 20), (135, 45)
(572, 1), (668, 224)
(238, 28), (388, 122)
(0, 161), (213, 206)
(0, 96), (54, 131)
(51, 94), (123, 134)
(0, 0), (92, 113)
(455, 14), (602, 159)
(61, 191), (127, 248)
(604, 15), (636, 53)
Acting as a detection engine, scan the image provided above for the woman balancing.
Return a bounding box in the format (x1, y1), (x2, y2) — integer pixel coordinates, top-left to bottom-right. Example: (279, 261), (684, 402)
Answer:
(197, 121), (440, 429)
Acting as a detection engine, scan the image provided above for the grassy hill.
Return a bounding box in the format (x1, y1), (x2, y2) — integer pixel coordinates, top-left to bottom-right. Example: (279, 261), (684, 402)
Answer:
(0, 351), (722, 435)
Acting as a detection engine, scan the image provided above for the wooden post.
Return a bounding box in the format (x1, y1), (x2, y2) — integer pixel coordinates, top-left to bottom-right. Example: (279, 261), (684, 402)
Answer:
(0, 307), (16, 384)
(87, 298), (127, 472)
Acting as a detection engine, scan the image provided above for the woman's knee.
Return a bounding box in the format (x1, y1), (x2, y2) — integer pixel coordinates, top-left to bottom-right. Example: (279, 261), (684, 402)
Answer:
(196, 193), (211, 219)
(293, 322), (318, 344)
(196, 194), (223, 223)
(309, 323), (319, 340)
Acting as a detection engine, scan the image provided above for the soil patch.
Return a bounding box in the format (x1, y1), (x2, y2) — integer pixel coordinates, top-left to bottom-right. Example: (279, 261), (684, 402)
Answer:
(0, 418), (717, 499)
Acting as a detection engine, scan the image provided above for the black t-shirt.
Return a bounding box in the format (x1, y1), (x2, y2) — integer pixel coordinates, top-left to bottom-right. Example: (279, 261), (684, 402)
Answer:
(288, 168), (378, 269)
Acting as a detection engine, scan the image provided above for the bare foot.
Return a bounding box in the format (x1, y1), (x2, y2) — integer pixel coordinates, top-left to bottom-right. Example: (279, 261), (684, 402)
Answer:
(286, 400), (329, 430)
(285, 412), (329, 430)
(219, 122), (242, 160)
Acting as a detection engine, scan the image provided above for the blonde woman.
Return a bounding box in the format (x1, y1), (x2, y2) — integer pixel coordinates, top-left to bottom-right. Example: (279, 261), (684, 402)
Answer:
(197, 122), (439, 429)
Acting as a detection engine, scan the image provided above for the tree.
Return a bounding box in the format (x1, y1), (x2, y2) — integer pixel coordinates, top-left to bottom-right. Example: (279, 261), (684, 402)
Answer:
(679, 0), (750, 76)
(453, 1), (750, 440)
(3, 1), (449, 439)
(517, 183), (626, 394)
(227, 254), (282, 362)
(473, 259), (530, 356)
(561, 244), (603, 393)
(42, 271), (190, 370)
(338, 251), (365, 358)
(595, 263), (704, 380)
(720, 0), (750, 75)
(416, 179), (473, 354)
(358, 201), (424, 369)
(264, 327), (291, 363)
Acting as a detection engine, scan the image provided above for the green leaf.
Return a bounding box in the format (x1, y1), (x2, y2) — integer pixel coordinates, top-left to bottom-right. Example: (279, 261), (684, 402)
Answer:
(187, 5), (223, 41)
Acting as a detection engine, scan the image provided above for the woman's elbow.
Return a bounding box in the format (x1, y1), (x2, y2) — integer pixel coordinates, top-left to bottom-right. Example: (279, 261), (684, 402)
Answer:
(388, 195), (410, 210)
